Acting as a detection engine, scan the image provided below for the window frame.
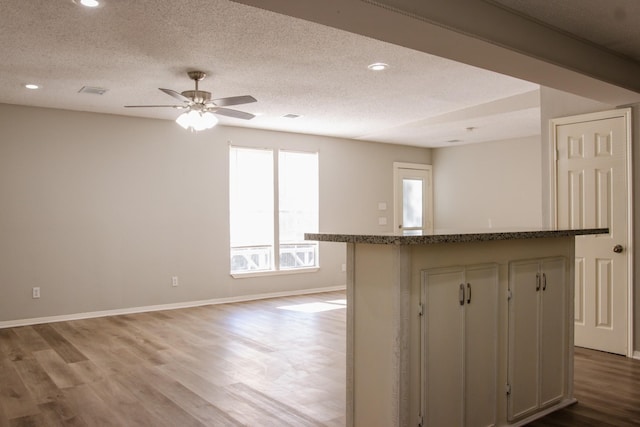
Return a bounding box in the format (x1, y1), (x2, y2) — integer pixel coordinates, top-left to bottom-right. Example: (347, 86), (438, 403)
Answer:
(229, 145), (319, 277)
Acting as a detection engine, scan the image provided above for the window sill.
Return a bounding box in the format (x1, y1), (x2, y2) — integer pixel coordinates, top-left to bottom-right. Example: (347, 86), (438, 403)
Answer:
(231, 267), (319, 279)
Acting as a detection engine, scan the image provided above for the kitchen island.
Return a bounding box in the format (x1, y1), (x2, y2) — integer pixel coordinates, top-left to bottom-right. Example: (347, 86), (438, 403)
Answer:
(305, 228), (607, 427)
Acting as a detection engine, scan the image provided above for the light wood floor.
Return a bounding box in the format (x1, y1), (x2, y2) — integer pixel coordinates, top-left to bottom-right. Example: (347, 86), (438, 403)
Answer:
(1, 291), (639, 426)
(0, 291), (346, 426)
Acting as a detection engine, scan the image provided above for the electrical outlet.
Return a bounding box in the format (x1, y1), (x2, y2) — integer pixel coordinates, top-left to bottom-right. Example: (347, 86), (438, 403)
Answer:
(172, 276), (179, 287)
(32, 287), (40, 299)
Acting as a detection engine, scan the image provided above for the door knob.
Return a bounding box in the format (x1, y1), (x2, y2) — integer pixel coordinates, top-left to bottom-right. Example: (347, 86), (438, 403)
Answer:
(613, 244), (624, 253)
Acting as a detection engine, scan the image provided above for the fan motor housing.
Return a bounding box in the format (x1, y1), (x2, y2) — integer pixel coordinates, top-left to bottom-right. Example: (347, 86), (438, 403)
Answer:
(181, 90), (212, 103)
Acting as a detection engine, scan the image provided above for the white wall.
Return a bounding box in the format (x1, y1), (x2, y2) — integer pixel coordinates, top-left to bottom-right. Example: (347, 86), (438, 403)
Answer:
(0, 103), (431, 323)
(432, 136), (542, 231)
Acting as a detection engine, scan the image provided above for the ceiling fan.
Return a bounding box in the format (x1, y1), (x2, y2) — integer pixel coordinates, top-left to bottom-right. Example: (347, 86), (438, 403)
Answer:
(125, 71), (257, 131)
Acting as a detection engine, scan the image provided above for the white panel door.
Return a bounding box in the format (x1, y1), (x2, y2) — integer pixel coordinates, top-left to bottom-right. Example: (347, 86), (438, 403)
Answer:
(555, 110), (630, 355)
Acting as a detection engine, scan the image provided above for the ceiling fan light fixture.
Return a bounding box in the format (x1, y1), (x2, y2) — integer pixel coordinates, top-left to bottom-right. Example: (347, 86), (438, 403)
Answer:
(125, 71), (256, 129)
(176, 109), (218, 131)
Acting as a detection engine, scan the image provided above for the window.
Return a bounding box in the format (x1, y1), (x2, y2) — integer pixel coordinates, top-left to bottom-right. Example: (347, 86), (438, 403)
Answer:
(229, 146), (319, 274)
(229, 147), (274, 272)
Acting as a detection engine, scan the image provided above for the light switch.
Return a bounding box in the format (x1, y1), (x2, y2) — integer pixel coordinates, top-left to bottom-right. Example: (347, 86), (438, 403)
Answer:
(378, 202), (387, 211)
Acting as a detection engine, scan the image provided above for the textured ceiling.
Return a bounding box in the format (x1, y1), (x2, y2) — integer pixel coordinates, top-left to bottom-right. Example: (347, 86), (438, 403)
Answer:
(0, 0), (635, 147)
(0, 0), (541, 147)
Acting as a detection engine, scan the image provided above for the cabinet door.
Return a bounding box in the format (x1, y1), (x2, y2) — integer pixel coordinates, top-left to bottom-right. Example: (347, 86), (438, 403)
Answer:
(508, 260), (541, 420)
(464, 265), (498, 427)
(540, 257), (567, 406)
(424, 268), (465, 427)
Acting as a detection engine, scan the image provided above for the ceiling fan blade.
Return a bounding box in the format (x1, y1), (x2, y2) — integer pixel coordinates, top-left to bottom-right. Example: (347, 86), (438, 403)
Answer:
(214, 108), (255, 120)
(159, 88), (191, 103)
(211, 95), (257, 107)
(124, 104), (184, 108)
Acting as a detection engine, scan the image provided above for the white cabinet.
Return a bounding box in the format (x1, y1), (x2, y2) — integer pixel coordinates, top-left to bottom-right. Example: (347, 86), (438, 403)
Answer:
(422, 264), (498, 427)
(507, 257), (567, 421)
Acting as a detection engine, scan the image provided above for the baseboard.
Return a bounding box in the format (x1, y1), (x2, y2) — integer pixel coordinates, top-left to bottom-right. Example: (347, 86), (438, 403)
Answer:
(507, 398), (577, 426)
(633, 350), (640, 360)
(0, 285), (346, 329)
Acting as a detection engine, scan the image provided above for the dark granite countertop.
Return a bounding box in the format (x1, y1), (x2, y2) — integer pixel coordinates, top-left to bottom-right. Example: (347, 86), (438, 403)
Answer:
(305, 228), (609, 245)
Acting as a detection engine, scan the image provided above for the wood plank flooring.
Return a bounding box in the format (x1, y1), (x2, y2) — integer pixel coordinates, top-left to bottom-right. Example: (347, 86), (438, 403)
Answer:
(1, 291), (639, 426)
(0, 292), (346, 426)
(531, 346), (640, 426)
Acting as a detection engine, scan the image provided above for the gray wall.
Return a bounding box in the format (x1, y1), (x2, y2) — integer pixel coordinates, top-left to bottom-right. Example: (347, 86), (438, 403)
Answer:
(432, 135), (542, 231)
(0, 103), (430, 322)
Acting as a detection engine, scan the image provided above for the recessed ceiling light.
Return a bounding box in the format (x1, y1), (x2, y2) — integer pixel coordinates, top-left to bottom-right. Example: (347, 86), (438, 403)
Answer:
(282, 114), (303, 119)
(72, 0), (101, 7)
(24, 84), (40, 90)
(368, 62), (389, 71)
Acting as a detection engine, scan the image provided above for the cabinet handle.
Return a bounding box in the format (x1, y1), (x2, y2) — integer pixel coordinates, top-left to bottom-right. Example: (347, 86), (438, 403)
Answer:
(467, 283), (471, 304)
(536, 273), (540, 291)
(542, 273), (547, 291)
(459, 284), (465, 306)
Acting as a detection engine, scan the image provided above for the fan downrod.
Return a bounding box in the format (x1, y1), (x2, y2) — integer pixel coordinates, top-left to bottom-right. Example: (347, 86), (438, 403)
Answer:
(184, 71), (209, 100)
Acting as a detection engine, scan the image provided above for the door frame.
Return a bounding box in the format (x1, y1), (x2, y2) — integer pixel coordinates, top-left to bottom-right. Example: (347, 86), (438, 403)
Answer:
(550, 108), (634, 357)
(393, 162), (434, 234)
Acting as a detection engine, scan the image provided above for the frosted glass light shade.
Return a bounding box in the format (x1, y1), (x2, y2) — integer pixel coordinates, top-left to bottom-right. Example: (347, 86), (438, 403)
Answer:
(176, 110), (218, 131)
